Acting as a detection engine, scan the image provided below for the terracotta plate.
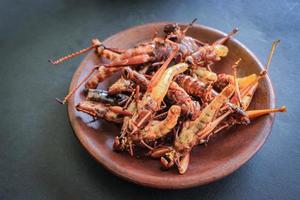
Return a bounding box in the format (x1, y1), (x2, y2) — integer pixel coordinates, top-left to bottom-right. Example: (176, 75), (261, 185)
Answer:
(68, 22), (275, 189)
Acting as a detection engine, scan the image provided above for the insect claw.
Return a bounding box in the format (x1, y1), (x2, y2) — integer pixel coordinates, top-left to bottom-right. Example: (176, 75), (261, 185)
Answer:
(161, 155), (175, 169)
(177, 153), (190, 174)
(55, 98), (64, 104)
(191, 18), (198, 24)
(280, 105), (287, 112)
(259, 69), (267, 77)
(160, 156), (170, 168)
(183, 18), (198, 33)
(227, 27), (239, 39)
(48, 59), (56, 64)
(232, 27), (239, 35)
(150, 146), (172, 158)
(141, 139), (153, 150)
(129, 141), (134, 156)
(199, 139), (207, 144)
(213, 27), (239, 45)
(87, 117), (98, 124)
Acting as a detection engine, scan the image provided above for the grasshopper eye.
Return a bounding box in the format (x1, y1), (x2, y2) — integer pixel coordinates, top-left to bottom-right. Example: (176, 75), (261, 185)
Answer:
(164, 24), (178, 34)
(168, 34), (178, 42)
(214, 44), (229, 57)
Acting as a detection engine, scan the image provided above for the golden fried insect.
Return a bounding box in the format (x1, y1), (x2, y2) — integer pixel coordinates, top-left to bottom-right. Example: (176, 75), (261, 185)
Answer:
(192, 67), (218, 84)
(138, 105), (181, 143)
(120, 67), (201, 120)
(76, 101), (132, 123)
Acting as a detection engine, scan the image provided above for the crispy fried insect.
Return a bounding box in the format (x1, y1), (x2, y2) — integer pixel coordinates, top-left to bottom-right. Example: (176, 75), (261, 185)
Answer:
(127, 60), (187, 135)
(176, 85), (235, 151)
(185, 28), (238, 67)
(138, 105), (181, 143)
(108, 77), (132, 94)
(121, 67), (200, 120)
(115, 50), (185, 155)
(192, 67), (218, 84)
(164, 19), (204, 60)
(86, 89), (129, 106)
(175, 74), (212, 102)
(122, 67), (149, 90)
(85, 66), (121, 89)
(76, 101), (132, 123)
(113, 92), (138, 153)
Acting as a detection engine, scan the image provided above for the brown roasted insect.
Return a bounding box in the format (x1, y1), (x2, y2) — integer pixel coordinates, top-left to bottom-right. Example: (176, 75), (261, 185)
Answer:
(114, 105), (182, 155)
(86, 89), (129, 105)
(85, 66), (121, 90)
(122, 67), (201, 120)
(76, 100), (132, 123)
(185, 28), (238, 68)
(175, 74), (213, 103)
(175, 69), (247, 119)
(192, 66), (218, 84)
(122, 67), (150, 91)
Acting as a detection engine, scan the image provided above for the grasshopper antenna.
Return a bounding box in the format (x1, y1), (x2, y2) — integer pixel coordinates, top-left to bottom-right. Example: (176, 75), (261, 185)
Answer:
(259, 39), (280, 77)
(49, 39), (103, 65)
(183, 18), (198, 33)
(56, 65), (100, 104)
(232, 58), (242, 106)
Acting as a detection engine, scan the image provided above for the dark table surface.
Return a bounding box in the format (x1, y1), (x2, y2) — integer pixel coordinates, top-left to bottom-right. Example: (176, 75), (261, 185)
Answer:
(0, 0), (299, 199)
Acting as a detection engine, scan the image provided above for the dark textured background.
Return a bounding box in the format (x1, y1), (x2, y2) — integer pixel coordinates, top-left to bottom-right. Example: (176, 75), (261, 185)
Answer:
(0, 0), (299, 199)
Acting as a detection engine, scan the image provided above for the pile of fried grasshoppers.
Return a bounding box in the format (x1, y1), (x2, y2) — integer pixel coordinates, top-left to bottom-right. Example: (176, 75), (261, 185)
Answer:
(50, 19), (286, 174)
